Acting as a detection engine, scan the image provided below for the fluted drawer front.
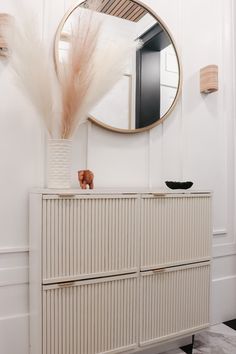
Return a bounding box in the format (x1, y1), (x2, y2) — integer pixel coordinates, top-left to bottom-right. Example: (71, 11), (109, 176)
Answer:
(140, 263), (210, 346)
(43, 275), (138, 354)
(42, 196), (138, 283)
(141, 196), (211, 269)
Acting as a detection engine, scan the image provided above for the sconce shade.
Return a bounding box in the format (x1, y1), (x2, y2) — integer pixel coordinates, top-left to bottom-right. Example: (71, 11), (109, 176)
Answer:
(0, 13), (12, 57)
(200, 65), (218, 94)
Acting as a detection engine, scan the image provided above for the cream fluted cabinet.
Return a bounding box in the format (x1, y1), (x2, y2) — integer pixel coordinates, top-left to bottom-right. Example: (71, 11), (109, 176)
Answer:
(29, 190), (212, 354)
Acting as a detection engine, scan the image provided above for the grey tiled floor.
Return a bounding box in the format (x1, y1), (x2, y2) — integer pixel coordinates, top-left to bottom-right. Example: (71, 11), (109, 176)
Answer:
(161, 324), (236, 354)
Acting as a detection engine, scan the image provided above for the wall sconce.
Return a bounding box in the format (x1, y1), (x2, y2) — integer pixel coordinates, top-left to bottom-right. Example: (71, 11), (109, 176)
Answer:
(200, 65), (218, 94)
(0, 13), (12, 58)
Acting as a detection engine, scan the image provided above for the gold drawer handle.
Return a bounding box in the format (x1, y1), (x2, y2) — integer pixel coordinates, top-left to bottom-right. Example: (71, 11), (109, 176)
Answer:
(58, 194), (76, 198)
(152, 193), (167, 198)
(152, 268), (166, 274)
(58, 282), (74, 288)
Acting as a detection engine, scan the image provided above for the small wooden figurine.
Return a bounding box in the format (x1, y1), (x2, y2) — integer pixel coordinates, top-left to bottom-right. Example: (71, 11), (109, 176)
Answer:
(78, 170), (94, 189)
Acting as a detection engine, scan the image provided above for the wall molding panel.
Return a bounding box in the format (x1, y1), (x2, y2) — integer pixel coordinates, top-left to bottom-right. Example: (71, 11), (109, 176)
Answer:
(0, 246), (29, 254)
(0, 314), (29, 354)
(208, 0), (235, 258)
(0, 267), (28, 287)
(0, 247), (29, 285)
(211, 275), (236, 324)
(213, 229), (228, 237)
(213, 243), (236, 259)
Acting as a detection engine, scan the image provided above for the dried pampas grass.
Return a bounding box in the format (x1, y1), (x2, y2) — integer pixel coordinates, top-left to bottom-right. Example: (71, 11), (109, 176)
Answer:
(5, 16), (57, 137)
(59, 7), (102, 139)
(5, 1), (141, 139)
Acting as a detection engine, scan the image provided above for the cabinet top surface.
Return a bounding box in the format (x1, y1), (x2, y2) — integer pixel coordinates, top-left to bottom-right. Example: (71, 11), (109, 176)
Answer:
(30, 188), (212, 197)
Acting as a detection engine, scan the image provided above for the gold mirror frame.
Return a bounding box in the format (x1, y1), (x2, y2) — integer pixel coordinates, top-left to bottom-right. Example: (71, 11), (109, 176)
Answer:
(54, 0), (183, 134)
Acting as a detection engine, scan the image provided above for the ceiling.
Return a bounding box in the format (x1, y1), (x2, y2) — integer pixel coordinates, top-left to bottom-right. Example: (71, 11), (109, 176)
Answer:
(83, 0), (148, 22)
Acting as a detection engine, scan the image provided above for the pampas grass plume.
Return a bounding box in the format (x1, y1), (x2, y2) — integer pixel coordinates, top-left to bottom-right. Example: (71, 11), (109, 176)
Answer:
(59, 1), (141, 138)
(5, 15), (57, 137)
(5, 1), (141, 139)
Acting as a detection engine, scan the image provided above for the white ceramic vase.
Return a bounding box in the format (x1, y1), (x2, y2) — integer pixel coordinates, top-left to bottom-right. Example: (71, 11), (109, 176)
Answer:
(47, 139), (72, 189)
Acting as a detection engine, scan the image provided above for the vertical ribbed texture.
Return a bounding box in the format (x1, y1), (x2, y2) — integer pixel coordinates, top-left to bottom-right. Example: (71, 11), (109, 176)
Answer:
(43, 276), (137, 354)
(47, 139), (72, 189)
(140, 264), (210, 345)
(141, 196), (212, 269)
(42, 197), (138, 283)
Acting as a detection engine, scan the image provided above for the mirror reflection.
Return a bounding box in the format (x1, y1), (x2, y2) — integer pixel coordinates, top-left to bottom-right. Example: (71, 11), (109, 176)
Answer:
(56, 0), (181, 132)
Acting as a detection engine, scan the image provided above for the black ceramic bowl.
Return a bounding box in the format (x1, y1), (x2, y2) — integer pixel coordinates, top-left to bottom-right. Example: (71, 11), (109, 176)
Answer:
(165, 181), (193, 190)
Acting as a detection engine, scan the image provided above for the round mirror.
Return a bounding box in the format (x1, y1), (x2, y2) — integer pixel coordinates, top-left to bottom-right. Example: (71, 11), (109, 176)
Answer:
(54, 0), (182, 133)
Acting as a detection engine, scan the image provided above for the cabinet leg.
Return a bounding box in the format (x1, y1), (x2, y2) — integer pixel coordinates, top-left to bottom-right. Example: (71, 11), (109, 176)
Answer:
(191, 334), (195, 351)
(180, 334), (195, 353)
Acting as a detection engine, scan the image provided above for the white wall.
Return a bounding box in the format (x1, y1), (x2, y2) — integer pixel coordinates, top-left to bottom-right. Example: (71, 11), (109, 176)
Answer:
(0, 0), (236, 353)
